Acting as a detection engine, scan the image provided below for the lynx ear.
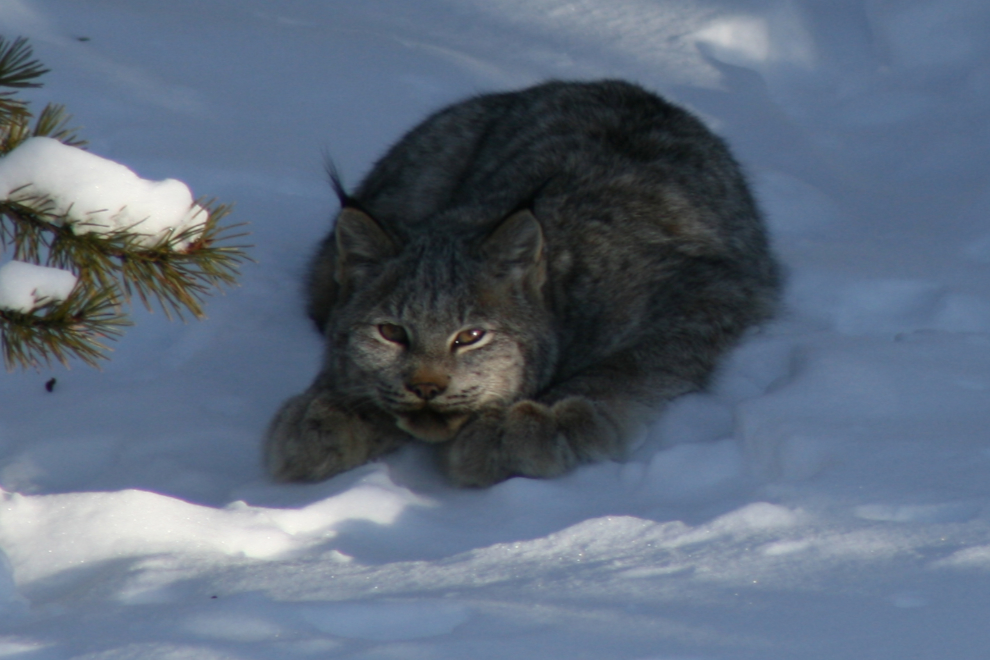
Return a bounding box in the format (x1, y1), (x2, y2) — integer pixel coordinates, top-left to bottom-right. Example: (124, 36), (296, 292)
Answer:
(334, 207), (396, 284)
(481, 209), (546, 289)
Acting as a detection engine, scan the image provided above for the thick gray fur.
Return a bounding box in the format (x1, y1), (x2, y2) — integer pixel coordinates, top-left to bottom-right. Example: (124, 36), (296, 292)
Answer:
(266, 79), (780, 487)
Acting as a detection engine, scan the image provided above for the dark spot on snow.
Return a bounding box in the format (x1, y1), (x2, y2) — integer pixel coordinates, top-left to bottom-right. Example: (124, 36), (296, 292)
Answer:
(45, 378), (56, 392)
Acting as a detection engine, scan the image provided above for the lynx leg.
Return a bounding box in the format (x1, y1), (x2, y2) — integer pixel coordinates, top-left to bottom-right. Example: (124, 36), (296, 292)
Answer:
(265, 390), (405, 483)
(442, 346), (697, 487)
(505, 396), (631, 475)
(440, 396), (626, 487)
(438, 410), (514, 488)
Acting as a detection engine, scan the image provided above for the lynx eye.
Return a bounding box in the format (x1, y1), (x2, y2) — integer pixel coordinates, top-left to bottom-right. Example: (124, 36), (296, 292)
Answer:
(452, 328), (486, 348)
(378, 323), (409, 345)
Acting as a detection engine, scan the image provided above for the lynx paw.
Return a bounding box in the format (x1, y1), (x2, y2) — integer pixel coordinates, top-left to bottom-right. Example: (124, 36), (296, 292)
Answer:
(501, 400), (576, 479)
(439, 411), (513, 488)
(265, 391), (400, 483)
(548, 396), (623, 463)
(440, 397), (620, 487)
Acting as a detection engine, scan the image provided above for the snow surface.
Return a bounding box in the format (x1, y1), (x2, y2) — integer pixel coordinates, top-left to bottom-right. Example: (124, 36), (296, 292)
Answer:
(0, 260), (76, 312)
(1, 0), (990, 658)
(0, 137), (207, 247)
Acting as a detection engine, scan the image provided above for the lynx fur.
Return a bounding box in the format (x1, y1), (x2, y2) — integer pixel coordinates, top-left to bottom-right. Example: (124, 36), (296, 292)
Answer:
(266, 80), (780, 487)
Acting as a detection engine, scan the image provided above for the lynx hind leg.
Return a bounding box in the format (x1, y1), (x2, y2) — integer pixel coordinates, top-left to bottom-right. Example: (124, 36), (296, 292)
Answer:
(441, 396), (629, 488)
(265, 390), (404, 483)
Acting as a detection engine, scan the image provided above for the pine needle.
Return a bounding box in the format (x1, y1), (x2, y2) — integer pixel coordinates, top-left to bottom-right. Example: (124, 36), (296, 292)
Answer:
(0, 37), (250, 370)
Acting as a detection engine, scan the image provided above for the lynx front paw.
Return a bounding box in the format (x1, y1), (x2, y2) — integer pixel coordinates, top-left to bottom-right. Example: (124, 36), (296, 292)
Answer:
(500, 400), (577, 479)
(264, 391), (401, 483)
(440, 397), (619, 487)
(502, 397), (622, 478)
(439, 411), (513, 488)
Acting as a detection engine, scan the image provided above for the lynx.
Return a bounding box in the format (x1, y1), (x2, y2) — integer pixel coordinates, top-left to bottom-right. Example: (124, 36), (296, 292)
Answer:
(266, 79), (780, 487)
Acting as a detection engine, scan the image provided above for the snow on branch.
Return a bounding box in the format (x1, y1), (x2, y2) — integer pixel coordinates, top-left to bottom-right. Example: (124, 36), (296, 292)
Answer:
(0, 36), (249, 370)
(0, 260), (77, 312)
(0, 137), (209, 248)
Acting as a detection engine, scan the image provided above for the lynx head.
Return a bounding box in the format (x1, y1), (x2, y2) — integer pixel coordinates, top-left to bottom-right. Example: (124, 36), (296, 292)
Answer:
(327, 206), (556, 442)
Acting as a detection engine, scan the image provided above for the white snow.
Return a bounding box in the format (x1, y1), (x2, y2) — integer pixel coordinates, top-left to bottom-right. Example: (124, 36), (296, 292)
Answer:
(0, 259), (77, 312)
(0, 546), (25, 617)
(2, 0), (990, 658)
(298, 600), (471, 641)
(0, 137), (207, 247)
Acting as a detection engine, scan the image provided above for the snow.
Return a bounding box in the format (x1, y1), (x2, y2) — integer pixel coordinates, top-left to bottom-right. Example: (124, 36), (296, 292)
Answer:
(1, 0), (990, 658)
(0, 260), (77, 312)
(0, 137), (207, 247)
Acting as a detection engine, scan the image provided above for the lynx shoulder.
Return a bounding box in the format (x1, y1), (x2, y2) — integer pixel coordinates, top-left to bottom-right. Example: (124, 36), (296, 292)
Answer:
(266, 79), (780, 487)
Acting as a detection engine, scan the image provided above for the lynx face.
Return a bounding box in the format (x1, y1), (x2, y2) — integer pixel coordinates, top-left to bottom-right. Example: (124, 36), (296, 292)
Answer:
(346, 312), (527, 442)
(331, 206), (553, 442)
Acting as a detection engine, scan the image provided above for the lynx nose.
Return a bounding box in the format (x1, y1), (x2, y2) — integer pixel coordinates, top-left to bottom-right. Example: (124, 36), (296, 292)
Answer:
(406, 380), (446, 401)
(405, 369), (449, 401)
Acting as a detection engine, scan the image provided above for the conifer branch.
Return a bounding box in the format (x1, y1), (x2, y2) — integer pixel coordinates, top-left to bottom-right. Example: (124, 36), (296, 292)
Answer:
(0, 285), (130, 370)
(0, 37), (48, 88)
(0, 36), (250, 370)
(0, 37), (47, 128)
(0, 196), (57, 262)
(1, 195), (251, 368)
(0, 103), (86, 154)
(31, 103), (86, 146)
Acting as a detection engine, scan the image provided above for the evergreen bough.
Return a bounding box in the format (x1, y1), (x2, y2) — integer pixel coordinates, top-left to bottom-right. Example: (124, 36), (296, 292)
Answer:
(0, 37), (249, 370)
